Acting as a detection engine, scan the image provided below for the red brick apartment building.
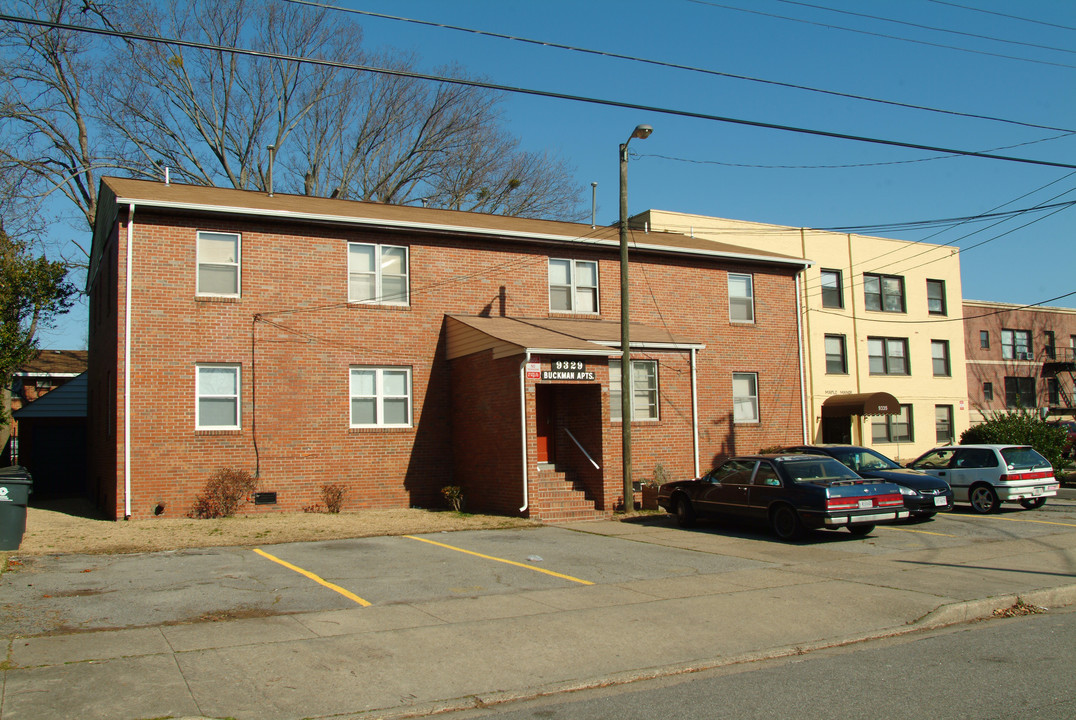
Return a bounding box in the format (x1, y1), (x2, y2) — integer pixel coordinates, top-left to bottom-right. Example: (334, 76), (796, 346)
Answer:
(87, 177), (810, 521)
(963, 300), (1076, 423)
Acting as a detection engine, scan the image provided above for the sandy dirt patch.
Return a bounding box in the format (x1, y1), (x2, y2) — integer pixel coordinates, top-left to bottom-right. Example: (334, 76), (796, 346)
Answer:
(7, 497), (544, 557)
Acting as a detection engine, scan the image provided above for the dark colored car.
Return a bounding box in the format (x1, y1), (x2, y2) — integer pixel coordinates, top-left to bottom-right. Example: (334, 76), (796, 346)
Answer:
(1048, 420), (1076, 458)
(783, 445), (954, 518)
(656, 454), (909, 541)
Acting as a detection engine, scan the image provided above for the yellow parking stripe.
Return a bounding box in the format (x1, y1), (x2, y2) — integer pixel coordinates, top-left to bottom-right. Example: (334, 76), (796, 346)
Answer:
(887, 526), (956, 537)
(253, 548), (372, 606)
(404, 535), (594, 585)
(980, 515), (1076, 529)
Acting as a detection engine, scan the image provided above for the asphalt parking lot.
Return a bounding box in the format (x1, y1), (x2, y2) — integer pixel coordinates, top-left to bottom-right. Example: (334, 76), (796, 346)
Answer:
(4, 497), (1076, 638)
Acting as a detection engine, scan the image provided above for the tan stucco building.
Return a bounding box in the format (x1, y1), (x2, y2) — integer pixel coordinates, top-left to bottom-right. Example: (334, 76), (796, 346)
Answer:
(635, 210), (969, 461)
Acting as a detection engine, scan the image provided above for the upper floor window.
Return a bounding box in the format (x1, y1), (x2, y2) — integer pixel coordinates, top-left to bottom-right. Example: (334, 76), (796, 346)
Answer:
(197, 231), (240, 297)
(610, 360), (658, 421)
(1001, 329), (1031, 360)
(349, 243), (409, 305)
(350, 367), (412, 427)
(196, 364), (240, 430)
(732, 372), (759, 423)
(824, 334), (847, 374)
(983, 381), (994, 401)
(549, 259), (598, 313)
(926, 279), (946, 316)
(868, 337), (909, 375)
(728, 273), (754, 323)
(1004, 375), (1035, 408)
(1044, 331), (1055, 360)
(980, 330), (990, 349)
(931, 340), (951, 377)
(863, 273), (905, 313)
(820, 269), (843, 309)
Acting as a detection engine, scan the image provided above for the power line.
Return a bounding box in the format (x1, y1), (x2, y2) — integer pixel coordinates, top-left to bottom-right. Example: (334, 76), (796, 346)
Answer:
(924, 0), (1076, 33)
(686, 0), (1076, 70)
(773, 0), (1076, 56)
(4, 14), (1075, 171)
(283, 0), (1076, 136)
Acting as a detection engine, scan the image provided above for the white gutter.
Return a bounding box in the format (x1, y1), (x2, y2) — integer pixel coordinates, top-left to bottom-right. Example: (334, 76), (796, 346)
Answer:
(112, 195), (814, 269)
(519, 351), (531, 514)
(691, 348), (700, 477)
(795, 274), (809, 444)
(123, 204), (135, 519)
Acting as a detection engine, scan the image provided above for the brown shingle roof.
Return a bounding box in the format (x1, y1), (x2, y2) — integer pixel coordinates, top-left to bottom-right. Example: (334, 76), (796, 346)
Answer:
(17, 350), (88, 376)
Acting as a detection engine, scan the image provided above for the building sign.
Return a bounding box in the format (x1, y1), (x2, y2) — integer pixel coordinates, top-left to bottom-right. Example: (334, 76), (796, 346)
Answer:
(541, 359), (595, 381)
(526, 362), (541, 380)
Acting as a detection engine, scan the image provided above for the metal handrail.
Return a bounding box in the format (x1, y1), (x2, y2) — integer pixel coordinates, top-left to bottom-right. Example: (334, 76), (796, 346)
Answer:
(564, 428), (600, 470)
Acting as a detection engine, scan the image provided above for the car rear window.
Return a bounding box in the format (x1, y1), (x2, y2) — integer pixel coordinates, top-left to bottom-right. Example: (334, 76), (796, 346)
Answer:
(999, 447), (1050, 470)
(782, 458), (860, 483)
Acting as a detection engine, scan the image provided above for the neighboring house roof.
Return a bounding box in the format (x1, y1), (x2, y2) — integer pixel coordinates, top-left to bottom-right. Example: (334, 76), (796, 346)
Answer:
(13, 373), (88, 419)
(446, 315), (703, 361)
(15, 350), (88, 378)
(89, 177), (810, 291)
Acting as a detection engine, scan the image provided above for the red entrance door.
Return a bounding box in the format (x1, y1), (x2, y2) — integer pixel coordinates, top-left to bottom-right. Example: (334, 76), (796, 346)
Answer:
(536, 385), (555, 464)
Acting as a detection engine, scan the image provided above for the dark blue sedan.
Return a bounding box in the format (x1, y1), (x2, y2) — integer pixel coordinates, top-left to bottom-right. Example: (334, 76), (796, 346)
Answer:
(784, 445), (954, 518)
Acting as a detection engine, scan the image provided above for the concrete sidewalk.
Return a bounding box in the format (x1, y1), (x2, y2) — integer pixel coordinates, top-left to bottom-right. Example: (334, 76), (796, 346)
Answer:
(4, 519), (1076, 720)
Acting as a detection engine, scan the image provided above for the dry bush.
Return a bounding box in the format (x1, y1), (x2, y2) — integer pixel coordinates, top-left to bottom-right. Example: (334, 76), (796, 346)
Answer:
(189, 468), (258, 519)
(321, 483), (346, 513)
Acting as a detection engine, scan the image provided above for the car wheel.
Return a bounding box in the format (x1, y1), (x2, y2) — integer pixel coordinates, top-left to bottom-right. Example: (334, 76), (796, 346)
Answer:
(1019, 497), (1046, 510)
(674, 496), (696, 528)
(848, 524), (875, 536)
(969, 484), (1000, 514)
(770, 504), (804, 541)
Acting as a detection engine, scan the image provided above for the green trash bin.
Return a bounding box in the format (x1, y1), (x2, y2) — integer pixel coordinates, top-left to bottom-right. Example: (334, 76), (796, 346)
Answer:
(0, 466), (33, 551)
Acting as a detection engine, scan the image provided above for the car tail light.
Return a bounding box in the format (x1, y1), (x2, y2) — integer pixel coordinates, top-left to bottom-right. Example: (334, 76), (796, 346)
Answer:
(827, 497), (860, 510)
(875, 493), (903, 507)
(998, 471), (1054, 482)
(827, 493), (903, 511)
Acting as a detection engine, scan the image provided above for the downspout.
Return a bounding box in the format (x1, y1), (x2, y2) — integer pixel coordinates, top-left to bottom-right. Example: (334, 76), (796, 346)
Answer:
(691, 348), (700, 477)
(796, 273), (809, 444)
(519, 351), (532, 513)
(123, 204), (136, 519)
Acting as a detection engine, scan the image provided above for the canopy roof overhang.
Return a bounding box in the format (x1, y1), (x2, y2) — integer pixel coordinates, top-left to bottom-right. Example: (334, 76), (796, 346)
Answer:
(821, 392), (899, 417)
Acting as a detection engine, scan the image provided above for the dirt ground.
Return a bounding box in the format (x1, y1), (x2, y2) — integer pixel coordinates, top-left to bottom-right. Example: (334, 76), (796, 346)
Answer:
(6, 497), (545, 557)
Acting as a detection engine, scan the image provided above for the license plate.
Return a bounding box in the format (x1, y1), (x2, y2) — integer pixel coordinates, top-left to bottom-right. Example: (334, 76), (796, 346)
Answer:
(1032, 487), (1042, 496)
(858, 499), (872, 509)
(934, 496), (947, 506)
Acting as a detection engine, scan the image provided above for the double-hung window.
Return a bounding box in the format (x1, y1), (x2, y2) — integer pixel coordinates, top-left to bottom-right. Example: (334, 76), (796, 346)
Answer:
(196, 364), (240, 430)
(824, 334), (847, 374)
(935, 405), (954, 443)
(197, 231), (241, 297)
(931, 340), (951, 377)
(1004, 376), (1035, 408)
(872, 404), (913, 443)
(1001, 329), (1031, 360)
(728, 273), (754, 323)
(820, 269), (843, 309)
(348, 242), (409, 304)
(863, 273), (905, 313)
(868, 337), (909, 375)
(350, 367), (412, 427)
(926, 279), (946, 315)
(732, 372), (759, 423)
(1044, 331), (1055, 360)
(980, 331), (990, 349)
(549, 259), (598, 313)
(609, 360), (658, 421)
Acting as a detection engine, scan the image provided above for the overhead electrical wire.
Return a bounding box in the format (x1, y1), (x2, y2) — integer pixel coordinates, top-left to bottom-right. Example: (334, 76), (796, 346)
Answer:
(5, 13), (1076, 172)
(924, 1), (1076, 34)
(285, 0), (1076, 136)
(685, 0), (1076, 70)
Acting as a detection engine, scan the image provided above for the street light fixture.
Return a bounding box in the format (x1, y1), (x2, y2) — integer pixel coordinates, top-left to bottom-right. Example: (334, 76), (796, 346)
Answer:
(619, 123), (652, 511)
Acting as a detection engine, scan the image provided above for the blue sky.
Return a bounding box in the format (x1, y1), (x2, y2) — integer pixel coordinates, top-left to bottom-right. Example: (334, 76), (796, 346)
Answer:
(40, 0), (1076, 347)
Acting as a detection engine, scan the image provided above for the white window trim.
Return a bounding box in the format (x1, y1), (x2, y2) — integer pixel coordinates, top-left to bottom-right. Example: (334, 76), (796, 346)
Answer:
(195, 363), (241, 430)
(196, 231), (241, 298)
(732, 372), (760, 424)
(728, 272), (755, 323)
(348, 242), (410, 305)
(350, 366), (413, 428)
(609, 359), (659, 422)
(548, 258), (599, 314)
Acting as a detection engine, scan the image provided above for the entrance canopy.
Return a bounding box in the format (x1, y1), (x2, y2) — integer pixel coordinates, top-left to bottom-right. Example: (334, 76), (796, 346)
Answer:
(821, 392), (899, 417)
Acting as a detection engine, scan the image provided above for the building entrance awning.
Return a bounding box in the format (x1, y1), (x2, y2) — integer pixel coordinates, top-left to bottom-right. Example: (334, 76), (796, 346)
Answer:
(821, 392), (899, 417)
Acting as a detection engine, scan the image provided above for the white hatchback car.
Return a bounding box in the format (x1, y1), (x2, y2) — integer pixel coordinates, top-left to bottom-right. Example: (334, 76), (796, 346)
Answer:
(907, 444), (1059, 514)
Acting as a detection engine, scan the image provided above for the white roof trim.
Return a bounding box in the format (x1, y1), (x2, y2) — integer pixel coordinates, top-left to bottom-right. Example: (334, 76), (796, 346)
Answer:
(113, 196), (812, 268)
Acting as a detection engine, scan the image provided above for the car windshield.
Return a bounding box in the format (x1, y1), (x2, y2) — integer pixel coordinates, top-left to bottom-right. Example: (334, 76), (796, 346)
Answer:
(1000, 447), (1050, 470)
(827, 447), (900, 472)
(782, 457), (861, 483)
(911, 448), (956, 468)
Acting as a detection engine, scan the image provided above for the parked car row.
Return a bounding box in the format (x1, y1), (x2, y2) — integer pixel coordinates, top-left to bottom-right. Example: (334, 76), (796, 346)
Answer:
(657, 443), (1059, 542)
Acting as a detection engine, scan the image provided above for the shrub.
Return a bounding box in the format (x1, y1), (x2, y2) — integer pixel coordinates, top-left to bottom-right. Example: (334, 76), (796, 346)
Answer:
(189, 468), (258, 519)
(441, 485), (463, 512)
(321, 483), (346, 513)
(960, 410), (1071, 472)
